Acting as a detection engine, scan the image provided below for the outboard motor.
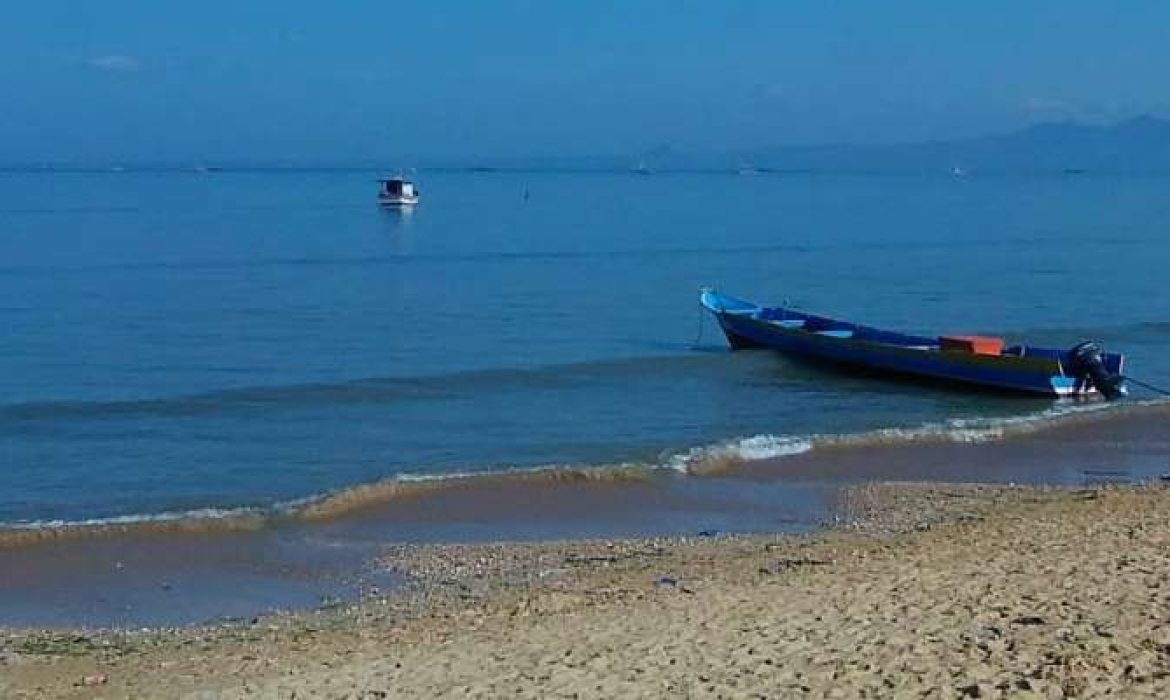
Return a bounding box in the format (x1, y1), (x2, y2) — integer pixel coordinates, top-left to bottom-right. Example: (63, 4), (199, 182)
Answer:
(1067, 341), (1127, 400)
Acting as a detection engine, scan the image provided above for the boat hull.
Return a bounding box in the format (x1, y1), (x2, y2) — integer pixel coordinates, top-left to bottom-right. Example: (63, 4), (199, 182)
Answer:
(701, 290), (1123, 398)
(378, 196), (419, 207)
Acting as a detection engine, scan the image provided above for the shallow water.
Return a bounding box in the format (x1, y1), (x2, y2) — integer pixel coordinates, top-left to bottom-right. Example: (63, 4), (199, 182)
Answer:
(3, 169), (1169, 532)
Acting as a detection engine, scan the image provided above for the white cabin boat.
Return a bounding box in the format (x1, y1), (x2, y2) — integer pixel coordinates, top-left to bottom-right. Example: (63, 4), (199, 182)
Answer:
(378, 177), (419, 206)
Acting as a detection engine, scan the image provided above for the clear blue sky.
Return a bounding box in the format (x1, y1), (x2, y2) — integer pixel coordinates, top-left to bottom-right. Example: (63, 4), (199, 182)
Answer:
(2, 1), (1166, 163)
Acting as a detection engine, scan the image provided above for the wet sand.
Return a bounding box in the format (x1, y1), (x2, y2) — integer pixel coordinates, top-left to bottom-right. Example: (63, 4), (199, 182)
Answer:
(0, 475), (833, 629)
(4, 481), (1170, 698)
(0, 527), (401, 629)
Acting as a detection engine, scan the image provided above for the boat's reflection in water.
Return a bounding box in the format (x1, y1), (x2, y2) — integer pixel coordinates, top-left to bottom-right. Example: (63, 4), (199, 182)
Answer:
(375, 204), (416, 257)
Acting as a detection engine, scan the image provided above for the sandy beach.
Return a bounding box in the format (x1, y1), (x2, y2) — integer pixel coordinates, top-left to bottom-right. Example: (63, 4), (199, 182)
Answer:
(2, 481), (1169, 698)
(8, 3), (1170, 698)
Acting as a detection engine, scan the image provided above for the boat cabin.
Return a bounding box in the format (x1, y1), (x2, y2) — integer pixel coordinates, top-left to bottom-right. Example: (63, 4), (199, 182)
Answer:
(379, 178), (417, 200)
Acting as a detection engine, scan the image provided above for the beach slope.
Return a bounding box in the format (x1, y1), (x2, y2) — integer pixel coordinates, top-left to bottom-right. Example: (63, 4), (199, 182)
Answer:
(3, 483), (1169, 698)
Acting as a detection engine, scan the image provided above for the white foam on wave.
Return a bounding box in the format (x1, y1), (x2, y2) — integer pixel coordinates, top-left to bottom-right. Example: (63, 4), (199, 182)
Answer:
(662, 399), (1141, 475)
(392, 469), (488, 483)
(3, 505), (266, 532)
(820, 401), (1118, 449)
(664, 434), (815, 473)
(389, 461), (650, 483)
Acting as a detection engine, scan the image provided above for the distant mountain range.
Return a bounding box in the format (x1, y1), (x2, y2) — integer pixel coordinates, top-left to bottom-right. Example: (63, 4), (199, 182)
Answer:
(727, 114), (1170, 175)
(11, 115), (1170, 174)
(468, 115), (1170, 175)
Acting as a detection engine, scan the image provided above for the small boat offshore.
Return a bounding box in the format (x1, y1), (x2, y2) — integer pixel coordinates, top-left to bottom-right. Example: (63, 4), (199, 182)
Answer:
(377, 177), (419, 206)
(700, 289), (1127, 399)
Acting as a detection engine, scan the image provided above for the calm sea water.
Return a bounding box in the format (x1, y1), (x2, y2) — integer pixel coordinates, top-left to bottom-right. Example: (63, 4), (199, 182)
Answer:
(3, 169), (1170, 526)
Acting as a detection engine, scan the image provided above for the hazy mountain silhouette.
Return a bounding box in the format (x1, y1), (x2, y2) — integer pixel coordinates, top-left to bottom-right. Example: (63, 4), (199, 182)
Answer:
(477, 115), (1170, 174)
(719, 115), (1170, 174)
(16, 115), (1170, 174)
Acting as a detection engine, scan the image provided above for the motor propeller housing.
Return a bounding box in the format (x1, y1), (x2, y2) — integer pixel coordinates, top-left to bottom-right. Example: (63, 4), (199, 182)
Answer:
(1067, 341), (1127, 400)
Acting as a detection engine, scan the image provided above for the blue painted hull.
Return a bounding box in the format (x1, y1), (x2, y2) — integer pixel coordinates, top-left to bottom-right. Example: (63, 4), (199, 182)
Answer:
(701, 290), (1124, 398)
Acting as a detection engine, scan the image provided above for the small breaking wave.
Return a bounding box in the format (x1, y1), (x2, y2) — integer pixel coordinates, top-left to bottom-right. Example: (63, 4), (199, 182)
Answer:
(666, 435), (815, 475)
(296, 463), (655, 521)
(662, 398), (1168, 476)
(0, 506), (269, 549)
(0, 464), (659, 548)
(2, 398), (1165, 548)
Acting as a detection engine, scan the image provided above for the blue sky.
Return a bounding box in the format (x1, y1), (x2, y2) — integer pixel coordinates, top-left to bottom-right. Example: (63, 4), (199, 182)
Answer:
(2, 1), (1167, 163)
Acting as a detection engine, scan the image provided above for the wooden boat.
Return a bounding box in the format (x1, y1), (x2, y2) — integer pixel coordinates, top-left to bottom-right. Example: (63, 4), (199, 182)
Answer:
(700, 289), (1127, 399)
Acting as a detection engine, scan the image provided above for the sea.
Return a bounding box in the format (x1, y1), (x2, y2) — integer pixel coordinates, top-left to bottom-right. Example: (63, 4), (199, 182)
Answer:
(2, 168), (1169, 625)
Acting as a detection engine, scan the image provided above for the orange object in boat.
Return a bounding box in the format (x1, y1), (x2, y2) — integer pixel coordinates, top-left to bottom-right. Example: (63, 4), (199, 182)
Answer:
(939, 335), (1004, 355)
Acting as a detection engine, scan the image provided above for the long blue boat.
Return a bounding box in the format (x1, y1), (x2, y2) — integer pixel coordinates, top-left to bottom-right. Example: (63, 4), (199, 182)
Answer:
(700, 289), (1127, 399)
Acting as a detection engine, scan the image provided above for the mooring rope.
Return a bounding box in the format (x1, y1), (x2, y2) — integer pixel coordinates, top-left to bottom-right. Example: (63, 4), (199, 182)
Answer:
(692, 303), (706, 347)
(1125, 376), (1170, 397)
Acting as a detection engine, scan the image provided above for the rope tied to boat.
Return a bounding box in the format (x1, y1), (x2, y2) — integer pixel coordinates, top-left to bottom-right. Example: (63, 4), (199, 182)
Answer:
(692, 302), (706, 348)
(1124, 376), (1170, 397)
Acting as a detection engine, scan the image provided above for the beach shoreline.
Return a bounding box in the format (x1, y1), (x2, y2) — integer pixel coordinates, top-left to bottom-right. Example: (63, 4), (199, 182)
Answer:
(4, 480), (1170, 698)
(2, 400), (1167, 632)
